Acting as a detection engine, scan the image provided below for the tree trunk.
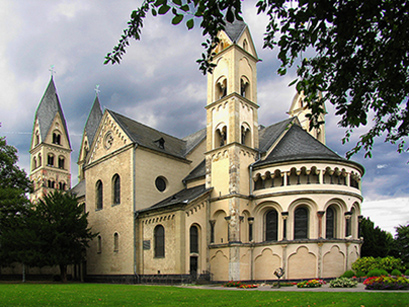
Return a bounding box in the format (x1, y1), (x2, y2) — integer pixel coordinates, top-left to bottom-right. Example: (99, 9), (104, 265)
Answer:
(59, 264), (67, 282)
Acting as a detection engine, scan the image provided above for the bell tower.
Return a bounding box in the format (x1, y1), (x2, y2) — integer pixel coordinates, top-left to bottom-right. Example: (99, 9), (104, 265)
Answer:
(29, 77), (72, 203)
(205, 19), (259, 281)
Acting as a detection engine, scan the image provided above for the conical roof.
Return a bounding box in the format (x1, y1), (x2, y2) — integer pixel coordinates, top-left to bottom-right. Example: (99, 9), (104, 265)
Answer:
(34, 77), (71, 148)
(84, 96), (103, 145)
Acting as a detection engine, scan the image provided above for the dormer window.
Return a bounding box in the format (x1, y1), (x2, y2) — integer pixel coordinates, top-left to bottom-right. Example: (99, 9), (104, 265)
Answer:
(52, 132), (61, 145)
(154, 137), (165, 150)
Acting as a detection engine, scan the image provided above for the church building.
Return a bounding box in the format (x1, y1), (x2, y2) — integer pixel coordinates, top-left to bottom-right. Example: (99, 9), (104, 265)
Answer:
(30, 19), (364, 282)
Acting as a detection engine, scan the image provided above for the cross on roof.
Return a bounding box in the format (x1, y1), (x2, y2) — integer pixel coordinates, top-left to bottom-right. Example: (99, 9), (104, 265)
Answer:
(95, 84), (100, 96)
(49, 65), (56, 77)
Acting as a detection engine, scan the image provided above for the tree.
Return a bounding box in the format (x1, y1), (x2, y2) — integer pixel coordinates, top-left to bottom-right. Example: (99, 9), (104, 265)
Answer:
(0, 135), (32, 267)
(394, 223), (409, 266)
(360, 217), (394, 258)
(105, 0), (409, 158)
(33, 191), (97, 282)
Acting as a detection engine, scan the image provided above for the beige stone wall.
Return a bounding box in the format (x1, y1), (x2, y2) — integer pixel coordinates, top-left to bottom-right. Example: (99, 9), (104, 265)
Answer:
(85, 147), (135, 276)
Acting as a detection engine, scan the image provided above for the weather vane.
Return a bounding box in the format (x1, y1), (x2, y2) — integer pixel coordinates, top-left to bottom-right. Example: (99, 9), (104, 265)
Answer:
(95, 84), (100, 96)
(49, 65), (56, 77)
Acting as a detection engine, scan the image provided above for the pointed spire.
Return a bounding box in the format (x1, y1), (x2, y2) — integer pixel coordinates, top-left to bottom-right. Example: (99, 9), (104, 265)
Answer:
(84, 96), (103, 146)
(224, 18), (247, 42)
(34, 77), (71, 149)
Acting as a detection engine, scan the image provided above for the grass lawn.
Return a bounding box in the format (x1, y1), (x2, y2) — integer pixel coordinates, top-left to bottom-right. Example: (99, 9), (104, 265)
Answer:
(0, 283), (408, 306)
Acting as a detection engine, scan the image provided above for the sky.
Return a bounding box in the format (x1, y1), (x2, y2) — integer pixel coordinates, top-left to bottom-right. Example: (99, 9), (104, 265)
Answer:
(1, 0), (408, 235)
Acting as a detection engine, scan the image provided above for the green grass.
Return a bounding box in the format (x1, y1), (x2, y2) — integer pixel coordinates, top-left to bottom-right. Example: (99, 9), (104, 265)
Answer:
(0, 283), (408, 306)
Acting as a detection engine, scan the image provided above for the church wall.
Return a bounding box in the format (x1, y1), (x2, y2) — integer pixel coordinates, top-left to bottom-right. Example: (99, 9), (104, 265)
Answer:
(134, 148), (190, 211)
(184, 200), (209, 276)
(185, 138), (206, 169)
(85, 147), (135, 276)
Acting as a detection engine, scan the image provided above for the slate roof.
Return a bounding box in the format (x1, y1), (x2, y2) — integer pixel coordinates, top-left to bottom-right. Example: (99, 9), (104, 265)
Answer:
(34, 77), (71, 148)
(224, 18), (247, 42)
(255, 123), (348, 167)
(137, 184), (212, 213)
(84, 96), (103, 145)
(108, 110), (206, 159)
(183, 160), (206, 182)
(258, 117), (296, 153)
(70, 180), (85, 198)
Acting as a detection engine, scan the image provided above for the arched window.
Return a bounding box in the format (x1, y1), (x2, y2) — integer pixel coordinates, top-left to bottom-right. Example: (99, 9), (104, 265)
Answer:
(97, 235), (102, 253)
(114, 233), (119, 252)
(216, 78), (227, 99)
(190, 225), (199, 253)
(326, 206), (336, 239)
(96, 180), (103, 210)
(215, 126), (227, 147)
(266, 210), (278, 241)
(47, 154), (54, 166)
(38, 153), (42, 166)
(35, 132), (40, 146)
(240, 77), (249, 98)
(243, 39), (248, 51)
(47, 180), (55, 189)
(58, 181), (66, 190)
(32, 157), (37, 170)
(294, 207), (309, 239)
(52, 132), (61, 145)
(112, 174), (121, 204)
(154, 225), (165, 258)
(241, 124), (251, 147)
(58, 156), (65, 169)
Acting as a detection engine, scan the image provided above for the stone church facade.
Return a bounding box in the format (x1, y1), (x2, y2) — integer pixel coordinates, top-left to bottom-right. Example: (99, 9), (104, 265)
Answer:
(29, 20), (364, 282)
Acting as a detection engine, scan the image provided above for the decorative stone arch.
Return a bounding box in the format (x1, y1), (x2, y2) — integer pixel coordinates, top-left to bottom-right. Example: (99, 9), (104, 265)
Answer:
(58, 180), (66, 191)
(112, 174), (121, 205)
(35, 130), (40, 146)
(349, 202), (361, 238)
(254, 247), (281, 280)
(113, 232), (119, 252)
(288, 245), (317, 279)
(210, 250), (229, 281)
(240, 121), (252, 147)
(58, 155), (65, 169)
(214, 122), (227, 148)
(215, 76), (227, 100)
(47, 153), (55, 166)
(254, 201), (283, 242)
(323, 198), (347, 239)
(242, 39), (248, 51)
(32, 157), (37, 170)
(212, 210), (228, 244)
(38, 153), (42, 166)
(288, 198), (318, 240)
(322, 245), (345, 278)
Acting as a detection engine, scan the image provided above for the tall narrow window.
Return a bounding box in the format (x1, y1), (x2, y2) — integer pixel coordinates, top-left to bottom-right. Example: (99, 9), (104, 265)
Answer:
(190, 225), (199, 253)
(58, 156), (65, 169)
(32, 157), (37, 170)
(266, 210), (278, 241)
(114, 233), (119, 252)
(52, 132), (61, 145)
(326, 206), (336, 239)
(154, 225), (165, 258)
(97, 236), (102, 253)
(35, 132), (40, 146)
(38, 153), (42, 166)
(96, 180), (103, 210)
(47, 154), (54, 166)
(112, 174), (121, 205)
(240, 78), (249, 98)
(294, 207), (309, 239)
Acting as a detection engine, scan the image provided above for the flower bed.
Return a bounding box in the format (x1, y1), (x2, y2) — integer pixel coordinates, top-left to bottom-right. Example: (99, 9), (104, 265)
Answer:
(329, 277), (358, 288)
(364, 276), (409, 290)
(297, 279), (325, 288)
(224, 281), (258, 289)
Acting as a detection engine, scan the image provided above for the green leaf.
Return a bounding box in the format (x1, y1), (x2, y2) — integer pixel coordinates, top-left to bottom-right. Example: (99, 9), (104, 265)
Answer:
(151, 8), (157, 16)
(154, 0), (165, 7)
(173, 0), (182, 5)
(172, 14), (184, 25)
(186, 19), (194, 30)
(180, 4), (190, 12)
(158, 4), (171, 15)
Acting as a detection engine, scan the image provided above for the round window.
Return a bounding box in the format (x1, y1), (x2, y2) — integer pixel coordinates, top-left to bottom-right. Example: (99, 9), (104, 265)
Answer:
(155, 177), (167, 192)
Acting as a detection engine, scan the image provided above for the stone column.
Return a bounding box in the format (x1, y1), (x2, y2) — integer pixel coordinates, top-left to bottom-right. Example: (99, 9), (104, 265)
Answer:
(317, 211), (325, 239)
(281, 212), (288, 240)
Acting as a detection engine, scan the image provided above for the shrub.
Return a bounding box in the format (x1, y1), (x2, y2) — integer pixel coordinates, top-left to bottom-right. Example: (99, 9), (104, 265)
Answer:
(367, 269), (388, 277)
(378, 256), (404, 272)
(297, 279), (325, 288)
(364, 276), (409, 290)
(341, 270), (355, 278)
(224, 281), (242, 287)
(391, 269), (403, 276)
(405, 269), (409, 276)
(355, 271), (366, 278)
(352, 257), (378, 274)
(329, 277), (358, 288)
